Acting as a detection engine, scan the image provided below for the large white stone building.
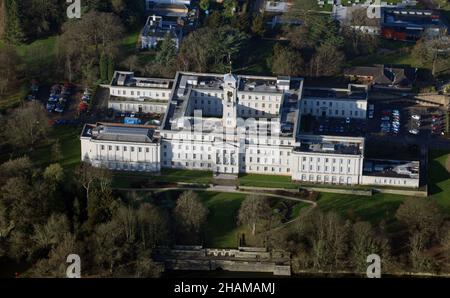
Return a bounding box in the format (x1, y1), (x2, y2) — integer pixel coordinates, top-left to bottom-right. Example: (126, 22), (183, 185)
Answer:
(301, 85), (368, 119)
(81, 123), (161, 172)
(108, 71), (173, 114)
(82, 70), (420, 188)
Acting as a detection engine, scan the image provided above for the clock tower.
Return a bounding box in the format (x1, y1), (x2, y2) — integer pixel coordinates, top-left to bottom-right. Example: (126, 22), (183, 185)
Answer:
(223, 73), (238, 129)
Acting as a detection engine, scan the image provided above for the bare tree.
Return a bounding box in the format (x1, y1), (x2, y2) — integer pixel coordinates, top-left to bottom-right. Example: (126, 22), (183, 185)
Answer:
(237, 195), (272, 236)
(137, 203), (169, 249)
(75, 162), (112, 202)
(396, 197), (444, 242)
(412, 34), (450, 76)
(3, 102), (50, 150)
(174, 191), (208, 235)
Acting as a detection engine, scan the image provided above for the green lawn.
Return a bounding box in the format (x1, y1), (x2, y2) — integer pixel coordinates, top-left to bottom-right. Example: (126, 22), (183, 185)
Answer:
(112, 168), (214, 188)
(314, 150), (450, 227)
(0, 36), (58, 111)
(0, 85), (27, 112)
(198, 191), (246, 248)
(0, 126), (81, 173)
(428, 149), (450, 214)
(121, 30), (140, 56)
(239, 173), (298, 189)
(198, 191), (308, 248)
(289, 201), (311, 218)
(317, 192), (405, 226)
(16, 36), (57, 71)
(349, 48), (416, 68)
(238, 173), (376, 191)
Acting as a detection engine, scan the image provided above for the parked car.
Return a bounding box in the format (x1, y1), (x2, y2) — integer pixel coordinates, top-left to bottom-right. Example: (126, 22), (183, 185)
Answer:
(26, 94), (36, 101)
(48, 95), (59, 102)
(409, 129), (419, 135)
(46, 102), (56, 112)
(55, 102), (65, 113)
(411, 114), (421, 120)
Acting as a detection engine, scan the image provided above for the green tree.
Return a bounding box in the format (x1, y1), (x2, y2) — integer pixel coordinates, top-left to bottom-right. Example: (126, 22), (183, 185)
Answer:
(155, 33), (177, 66)
(251, 14), (265, 38)
(223, 0), (238, 18)
(200, 0), (210, 11)
(204, 10), (224, 28)
(178, 26), (247, 73)
(43, 164), (64, 186)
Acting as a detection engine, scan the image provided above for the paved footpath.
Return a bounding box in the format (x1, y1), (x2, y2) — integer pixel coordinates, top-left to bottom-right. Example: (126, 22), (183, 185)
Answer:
(114, 185), (318, 208)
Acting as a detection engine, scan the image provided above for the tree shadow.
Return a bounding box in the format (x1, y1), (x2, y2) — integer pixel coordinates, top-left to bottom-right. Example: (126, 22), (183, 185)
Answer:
(428, 150), (450, 196)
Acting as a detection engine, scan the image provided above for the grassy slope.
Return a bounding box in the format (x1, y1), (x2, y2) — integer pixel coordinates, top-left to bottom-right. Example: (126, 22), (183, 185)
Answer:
(316, 150), (450, 227)
(198, 191), (309, 248)
(317, 192), (404, 225)
(428, 149), (450, 214)
(199, 191), (246, 248)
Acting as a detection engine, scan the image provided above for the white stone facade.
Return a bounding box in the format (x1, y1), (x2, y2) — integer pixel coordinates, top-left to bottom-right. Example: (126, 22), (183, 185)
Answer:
(81, 71), (420, 188)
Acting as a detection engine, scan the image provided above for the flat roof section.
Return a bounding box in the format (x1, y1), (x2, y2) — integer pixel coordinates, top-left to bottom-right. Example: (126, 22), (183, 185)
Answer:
(82, 123), (159, 143)
(363, 159), (420, 179)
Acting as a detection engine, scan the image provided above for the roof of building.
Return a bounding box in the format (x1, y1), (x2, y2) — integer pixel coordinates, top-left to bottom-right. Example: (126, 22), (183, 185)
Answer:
(294, 135), (364, 155)
(381, 8), (446, 30)
(111, 71), (173, 89)
(344, 65), (416, 87)
(363, 159), (420, 179)
(303, 85), (368, 101)
(81, 123), (159, 143)
(161, 71), (303, 133)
